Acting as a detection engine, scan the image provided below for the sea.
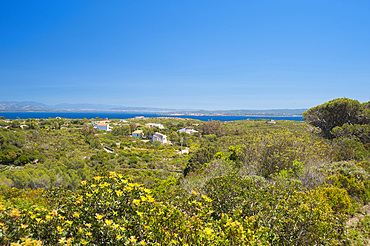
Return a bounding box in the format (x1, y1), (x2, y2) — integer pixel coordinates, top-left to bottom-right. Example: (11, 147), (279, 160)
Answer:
(0, 112), (304, 122)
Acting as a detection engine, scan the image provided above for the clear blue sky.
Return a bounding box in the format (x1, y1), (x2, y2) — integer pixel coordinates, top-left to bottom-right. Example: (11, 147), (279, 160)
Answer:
(1, 1), (369, 110)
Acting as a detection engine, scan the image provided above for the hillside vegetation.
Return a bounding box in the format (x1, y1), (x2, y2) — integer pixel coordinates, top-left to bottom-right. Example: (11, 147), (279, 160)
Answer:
(0, 98), (369, 245)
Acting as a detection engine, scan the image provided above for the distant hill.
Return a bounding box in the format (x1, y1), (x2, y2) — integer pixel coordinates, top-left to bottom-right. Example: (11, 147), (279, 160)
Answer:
(176, 109), (307, 117)
(0, 101), (306, 116)
(0, 102), (185, 112)
(0, 101), (49, 111)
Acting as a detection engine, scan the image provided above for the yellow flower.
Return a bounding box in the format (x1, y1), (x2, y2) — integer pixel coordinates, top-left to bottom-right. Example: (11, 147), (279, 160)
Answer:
(73, 212), (80, 218)
(202, 195), (213, 203)
(9, 208), (21, 217)
(140, 241), (147, 245)
(94, 176), (102, 181)
(85, 223), (92, 228)
(59, 237), (67, 244)
(146, 195), (155, 203)
(57, 226), (64, 233)
(36, 218), (43, 223)
(45, 215), (53, 221)
(86, 231), (92, 236)
(65, 220), (73, 226)
(136, 211), (143, 216)
(140, 196), (147, 202)
(133, 199), (140, 206)
(86, 193), (93, 198)
(81, 180), (87, 186)
(51, 210), (58, 216)
(204, 227), (213, 235)
(191, 190), (198, 195)
(95, 214), (104, 220)
(116, 235), (123, 240)
(115, 190), (123, 196)
(105, 219), (113, 226)
(129, 236), (137, 243)
(99, 182), (110, 188)
(81, 239), (90, 245)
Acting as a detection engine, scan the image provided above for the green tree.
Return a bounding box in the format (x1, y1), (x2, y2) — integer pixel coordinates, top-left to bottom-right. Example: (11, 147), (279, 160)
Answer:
(331, 123), (370, 144)
(184, 145), (217, 176)
(201, 120), (225, 137)
(303, 98), (363, 139)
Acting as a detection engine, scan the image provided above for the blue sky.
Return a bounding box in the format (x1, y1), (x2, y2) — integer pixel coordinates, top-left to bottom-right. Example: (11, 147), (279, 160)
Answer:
(0, 1), (369, 110)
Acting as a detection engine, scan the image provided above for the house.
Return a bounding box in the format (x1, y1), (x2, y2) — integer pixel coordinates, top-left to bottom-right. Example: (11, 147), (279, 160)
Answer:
(92, 122), (111, 131)
(145, 123), (164, 129)
(178, 127), (198, 135)
(152, 132), (167, 144)
(132, 130), (144, 138)
(267, 120), (277, 124)
(20, 125), (28, 129)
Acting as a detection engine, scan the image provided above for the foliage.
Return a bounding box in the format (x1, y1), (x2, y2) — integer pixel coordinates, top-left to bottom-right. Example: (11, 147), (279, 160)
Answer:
(201, 174), (351, 245)
(0, 172), (271, 245)
(323, 161), (370, 204)
(0, 111), (369, 244)
(303, 98), (366, 139)
(332, 138), (369, 161)
(331, 123), (370, 144)
(184, 144), (217, 176)
(201, 120), (225, 137)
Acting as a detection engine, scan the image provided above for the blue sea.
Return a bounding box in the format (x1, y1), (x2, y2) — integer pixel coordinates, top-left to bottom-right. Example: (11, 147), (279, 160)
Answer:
(0, 112), (304, 122)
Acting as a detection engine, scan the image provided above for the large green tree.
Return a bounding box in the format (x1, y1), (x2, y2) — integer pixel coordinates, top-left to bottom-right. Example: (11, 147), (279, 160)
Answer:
(303, 98), (365, 139)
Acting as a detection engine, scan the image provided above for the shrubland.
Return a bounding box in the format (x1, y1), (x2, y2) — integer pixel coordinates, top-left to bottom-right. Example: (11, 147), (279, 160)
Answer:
(0, 98), (369, 245)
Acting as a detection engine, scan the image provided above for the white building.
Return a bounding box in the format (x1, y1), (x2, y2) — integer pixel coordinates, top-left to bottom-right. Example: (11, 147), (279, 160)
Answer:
(145, 123), (164, 129)
(152, 132), (167, 144)
(178, 127), (198, 135)
(132, 130), (144, 138)
(93, 122), (112, 131)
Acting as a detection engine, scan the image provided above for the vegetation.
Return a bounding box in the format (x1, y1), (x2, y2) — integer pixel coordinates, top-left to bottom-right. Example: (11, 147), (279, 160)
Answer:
(0, 97), (369, 245)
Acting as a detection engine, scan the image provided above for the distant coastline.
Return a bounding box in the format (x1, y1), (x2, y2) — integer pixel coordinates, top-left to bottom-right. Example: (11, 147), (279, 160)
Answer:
(0, 111), (304, 122)
(0, 101), (306, 118)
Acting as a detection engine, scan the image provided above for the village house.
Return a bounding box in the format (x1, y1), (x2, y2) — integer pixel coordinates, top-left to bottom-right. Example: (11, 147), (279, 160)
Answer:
(152, 132), (167, 144)
(178, 127), (198, 135)
(132, 130), (144, 138)
(92, 121), (112, 131)
(267, 120), (277, 124)
(145, 123), (164, 129)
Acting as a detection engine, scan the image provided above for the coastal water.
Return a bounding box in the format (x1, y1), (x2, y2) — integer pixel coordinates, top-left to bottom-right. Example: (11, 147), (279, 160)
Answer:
(0, 112), (304, 122)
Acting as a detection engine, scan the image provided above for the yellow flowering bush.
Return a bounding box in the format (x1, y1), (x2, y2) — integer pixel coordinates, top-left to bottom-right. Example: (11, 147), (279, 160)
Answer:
(0, 172), (270, 245)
